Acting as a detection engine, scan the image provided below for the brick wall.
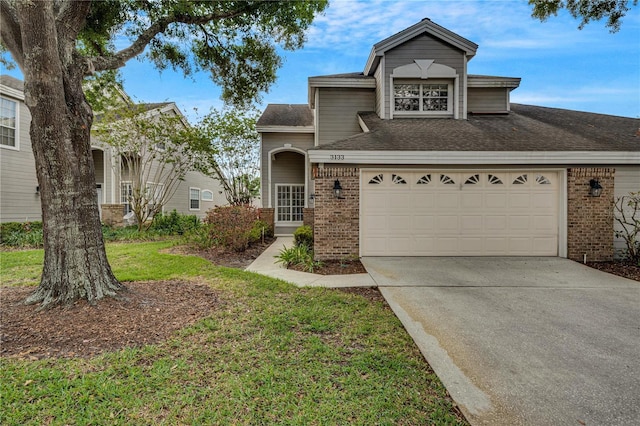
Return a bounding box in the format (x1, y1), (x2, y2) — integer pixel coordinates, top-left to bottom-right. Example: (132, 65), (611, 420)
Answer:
(101, 204), (123, 227)
(567, 167), (615, 262)
(258, 208), (275, 233)
(312, 167), (359, 260)
(303, 208), (314, 229)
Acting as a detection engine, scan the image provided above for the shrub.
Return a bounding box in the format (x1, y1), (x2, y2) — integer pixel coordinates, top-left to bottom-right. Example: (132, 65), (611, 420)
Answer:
(205, 205), (258, 252)
(293, 225), (313, 248)
(249, 219), (274, 244)
(151, 210), (201, 235)
(0, 221), (43, 248)
(275, 244), (322, 273)
(614, 192), (640, 265)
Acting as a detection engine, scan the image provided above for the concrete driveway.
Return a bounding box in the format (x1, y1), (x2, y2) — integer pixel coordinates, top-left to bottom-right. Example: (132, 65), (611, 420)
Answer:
(362, 257), (640, 426)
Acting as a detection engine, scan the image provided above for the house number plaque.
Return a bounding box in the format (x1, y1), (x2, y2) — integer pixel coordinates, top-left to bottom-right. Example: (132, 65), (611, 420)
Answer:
(329, 154), (345, 161)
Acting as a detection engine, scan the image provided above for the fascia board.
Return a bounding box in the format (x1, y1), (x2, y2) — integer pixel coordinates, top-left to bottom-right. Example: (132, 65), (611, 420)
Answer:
(364, 48), (381, 76)
(309, 77), (376, 105)
(256, 126), (314, 134)
(308, 78), (377, 89)
(372, 22), (478, 59)
(307, 150), (640, 165)
(468, 77), (521, 88)
(0, 85), (25, 100)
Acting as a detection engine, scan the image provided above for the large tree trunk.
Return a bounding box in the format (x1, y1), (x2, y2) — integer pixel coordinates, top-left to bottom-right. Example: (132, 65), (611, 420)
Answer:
(17, 2), (123, 308)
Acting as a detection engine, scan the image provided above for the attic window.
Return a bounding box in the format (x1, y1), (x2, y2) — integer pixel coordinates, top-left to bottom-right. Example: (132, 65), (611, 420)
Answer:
(394, 83), (451, 114)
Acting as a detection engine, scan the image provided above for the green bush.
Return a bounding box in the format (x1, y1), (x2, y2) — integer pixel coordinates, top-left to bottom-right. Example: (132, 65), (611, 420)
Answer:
(150, 210), (201, 235)
(0, 222), (43, 248)
(293, 225), (313, 248)
(205, 205), (259, 252)
(275, 244), (322, 273)
(249, 219), (274, 243)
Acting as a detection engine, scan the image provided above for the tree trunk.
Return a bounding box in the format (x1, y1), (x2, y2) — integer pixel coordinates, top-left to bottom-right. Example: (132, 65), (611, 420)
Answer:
(17, 2), (123, 308)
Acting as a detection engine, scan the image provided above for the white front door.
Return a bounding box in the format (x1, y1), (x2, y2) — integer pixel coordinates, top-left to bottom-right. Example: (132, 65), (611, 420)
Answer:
(276, 184), (305, 225)
(361, 170), (559, 256)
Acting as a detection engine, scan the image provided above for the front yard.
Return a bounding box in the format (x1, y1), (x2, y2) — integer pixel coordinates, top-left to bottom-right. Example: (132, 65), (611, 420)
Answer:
(0, 241), (467, 425)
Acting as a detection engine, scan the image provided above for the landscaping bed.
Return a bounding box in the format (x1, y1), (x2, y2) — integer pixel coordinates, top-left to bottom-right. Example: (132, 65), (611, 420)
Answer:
(586, 261), (640, 282)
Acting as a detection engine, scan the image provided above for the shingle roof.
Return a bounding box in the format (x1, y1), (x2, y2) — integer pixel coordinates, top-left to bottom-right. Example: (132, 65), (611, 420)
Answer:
(309, 72), (373, 79)
(0, 75), (24, 91)
(139, 102), (173, 111)
(257, 104), (313, 127)
(314, 105), (639, 152)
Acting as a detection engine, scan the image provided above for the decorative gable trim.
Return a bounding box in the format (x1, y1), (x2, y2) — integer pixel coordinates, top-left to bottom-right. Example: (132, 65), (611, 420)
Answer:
(364, 18), (478, 76)
(391, 61), (457, 79)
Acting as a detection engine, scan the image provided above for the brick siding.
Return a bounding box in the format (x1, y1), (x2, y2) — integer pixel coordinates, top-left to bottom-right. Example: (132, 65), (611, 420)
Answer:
(101, 204), (124, 227)
(312, 167), (360, 260)
(303, 208), (314, 228)
(567, 167), (615, 262)
(257, 208), (275, 233)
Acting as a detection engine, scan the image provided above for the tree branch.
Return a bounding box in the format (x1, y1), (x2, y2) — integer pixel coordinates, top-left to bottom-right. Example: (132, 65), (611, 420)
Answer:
(55, 0), (91, 43)
(88, 4), (262, 75)
(0, 0), (24, 70)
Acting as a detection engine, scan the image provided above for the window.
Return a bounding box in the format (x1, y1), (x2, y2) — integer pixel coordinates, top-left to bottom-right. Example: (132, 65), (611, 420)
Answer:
(394, 83), (450, 113)
(276, 184), (304, 222)
(121, 182), (133, 215)
(190, 188), (200, 210)
(201, 190), (214, 201)
(0, 97), (17, 148)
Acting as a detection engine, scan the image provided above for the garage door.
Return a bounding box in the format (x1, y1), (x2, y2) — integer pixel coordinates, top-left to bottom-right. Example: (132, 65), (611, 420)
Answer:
(361, 171), (559, 256)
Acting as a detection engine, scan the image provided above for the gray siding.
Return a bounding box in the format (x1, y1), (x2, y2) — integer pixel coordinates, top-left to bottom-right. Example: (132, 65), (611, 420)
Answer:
(164, 169), (226, 219)
(316, 88), (375, 146)
(383, 34), (466, 119)
(260, 132), (314, 208)
(614, 166), (640, 258)
(0, 97), (41, 222)
(467, 88), (509, 113)
(375, 64), (383, 117)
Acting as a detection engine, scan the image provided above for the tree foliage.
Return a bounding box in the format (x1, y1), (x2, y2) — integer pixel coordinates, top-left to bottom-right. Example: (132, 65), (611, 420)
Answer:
(529, 0), (638, 32)
(0, 0), (327, 307)
(94, 104), (208, 231)
(199, 108), (261, 206)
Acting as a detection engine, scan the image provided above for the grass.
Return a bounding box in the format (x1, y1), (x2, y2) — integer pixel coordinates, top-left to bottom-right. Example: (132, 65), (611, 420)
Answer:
(0, 242), (467, 425)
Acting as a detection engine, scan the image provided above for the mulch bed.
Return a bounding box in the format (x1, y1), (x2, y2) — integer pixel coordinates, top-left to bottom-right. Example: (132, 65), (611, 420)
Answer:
(586, 261), (640, 282)
(0, 280), (220, 360)
(290, 259), (368, 275)
(187, 236), (277, 269)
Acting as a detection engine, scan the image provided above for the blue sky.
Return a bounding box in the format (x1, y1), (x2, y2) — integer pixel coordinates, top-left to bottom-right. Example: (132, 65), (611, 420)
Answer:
(3, 0), (639, 121)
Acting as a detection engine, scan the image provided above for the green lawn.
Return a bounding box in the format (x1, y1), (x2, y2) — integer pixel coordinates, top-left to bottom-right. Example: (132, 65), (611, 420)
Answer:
(0, 242), (467, 425)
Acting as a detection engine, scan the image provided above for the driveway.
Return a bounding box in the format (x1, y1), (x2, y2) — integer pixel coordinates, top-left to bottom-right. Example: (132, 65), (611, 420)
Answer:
(362, 257), (640, 426)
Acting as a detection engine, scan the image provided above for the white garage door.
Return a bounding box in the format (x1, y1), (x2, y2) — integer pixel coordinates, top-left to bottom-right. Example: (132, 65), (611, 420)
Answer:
(361, 171), (559, 256)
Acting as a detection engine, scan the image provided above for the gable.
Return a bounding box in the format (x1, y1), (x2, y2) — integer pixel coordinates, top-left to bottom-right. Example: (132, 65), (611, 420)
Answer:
(364, 18), (477, 76)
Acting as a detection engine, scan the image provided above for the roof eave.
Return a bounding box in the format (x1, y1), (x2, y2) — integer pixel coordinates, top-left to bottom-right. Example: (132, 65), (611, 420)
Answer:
(308, 76), (377, 107)
(257, 125), (315, 134)
(0, 84), (25, 100)
(308, 150), (640, 165)
(468, 76), (522, 89)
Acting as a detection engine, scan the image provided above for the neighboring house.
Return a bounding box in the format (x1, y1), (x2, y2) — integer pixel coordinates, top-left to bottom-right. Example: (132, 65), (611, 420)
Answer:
(0, 75), (226, 224)
(257, 18), (640, 262)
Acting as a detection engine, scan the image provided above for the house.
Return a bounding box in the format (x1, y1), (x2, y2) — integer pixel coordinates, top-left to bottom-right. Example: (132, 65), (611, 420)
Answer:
(257, 18), (640, 262)
(0, 75), (226, 224)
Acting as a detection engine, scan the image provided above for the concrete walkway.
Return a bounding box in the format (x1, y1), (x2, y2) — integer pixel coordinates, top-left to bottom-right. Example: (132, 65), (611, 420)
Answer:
(245, 237), (376, 288)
